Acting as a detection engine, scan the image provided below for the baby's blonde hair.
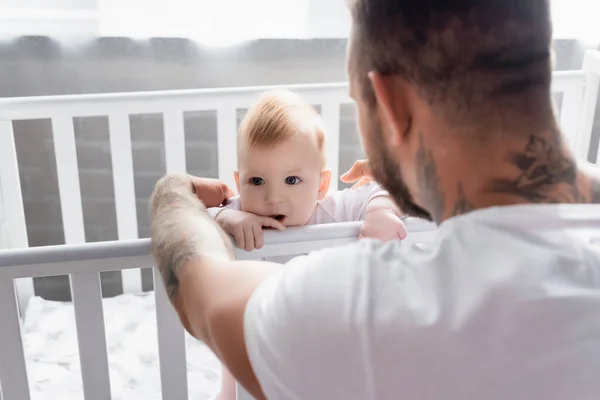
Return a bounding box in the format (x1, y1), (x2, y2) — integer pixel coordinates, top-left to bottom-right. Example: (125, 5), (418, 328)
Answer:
(238, 89), (327, 163)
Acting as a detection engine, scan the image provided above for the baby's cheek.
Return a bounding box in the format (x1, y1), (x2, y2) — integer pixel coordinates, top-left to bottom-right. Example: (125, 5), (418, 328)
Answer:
(292, 214), (312, 227)
(239, 194), (260, 214)
(298, 205), (318, 226)
(288, 188), (319, 225)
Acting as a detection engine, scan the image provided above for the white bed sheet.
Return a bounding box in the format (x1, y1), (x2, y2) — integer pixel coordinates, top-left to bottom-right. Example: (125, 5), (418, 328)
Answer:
(21, 292), (222, 400)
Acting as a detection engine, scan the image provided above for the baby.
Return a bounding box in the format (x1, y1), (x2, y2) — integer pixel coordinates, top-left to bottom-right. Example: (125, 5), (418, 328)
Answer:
(207, 89), (407, 400)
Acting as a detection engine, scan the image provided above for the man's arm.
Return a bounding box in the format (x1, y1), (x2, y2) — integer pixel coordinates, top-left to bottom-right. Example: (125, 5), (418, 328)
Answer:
(149, 173), (280, 399)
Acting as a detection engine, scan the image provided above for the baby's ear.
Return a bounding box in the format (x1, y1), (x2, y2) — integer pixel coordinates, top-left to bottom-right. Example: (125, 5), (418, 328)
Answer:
(233, 170), (240, 194)
(318, 169), (332, 200)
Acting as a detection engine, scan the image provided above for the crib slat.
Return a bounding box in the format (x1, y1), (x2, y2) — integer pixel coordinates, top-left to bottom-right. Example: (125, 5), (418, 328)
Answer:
(0, 121), (34, 315)
(153, 268), (188, 400)
(0, 279), (31, 400)
(108, 114), (142, 294)
(559, 86), (584, 151)
(217, 107), (238, 192)
(237, 383), (255, 400)
(163, 111), (187, 173)
(321, 102), (341, 191)
(52, 117), (86, 243)
(579, 51), (600, 162)
(70, 272), (111, 400)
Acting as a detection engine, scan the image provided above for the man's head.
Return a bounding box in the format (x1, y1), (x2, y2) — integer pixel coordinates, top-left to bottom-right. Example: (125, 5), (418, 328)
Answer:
(347, 0), (556, 222)
(235, 90), (332, 226)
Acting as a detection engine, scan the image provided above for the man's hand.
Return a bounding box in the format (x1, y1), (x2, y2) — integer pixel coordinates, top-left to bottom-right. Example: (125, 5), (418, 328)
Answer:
(216, 209), (285, 251)
(150, 173), (235, 301)
(340, 159), (374, 189)
(190, 176), (236, 208)
(361, 209), (407, 241)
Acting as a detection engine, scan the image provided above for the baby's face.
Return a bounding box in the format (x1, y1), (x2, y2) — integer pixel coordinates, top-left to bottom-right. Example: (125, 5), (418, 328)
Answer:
(235, 134), (329, 227)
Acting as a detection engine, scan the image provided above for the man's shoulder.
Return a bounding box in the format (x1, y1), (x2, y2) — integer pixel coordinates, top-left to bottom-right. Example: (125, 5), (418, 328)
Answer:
(245, 239), (424, 323)
(283, 239), (405, 280)
(242, 238), (445, 398)
(242, 239), (420, 399)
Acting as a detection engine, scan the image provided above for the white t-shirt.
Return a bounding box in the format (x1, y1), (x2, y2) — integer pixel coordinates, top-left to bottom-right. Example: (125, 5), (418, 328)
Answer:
(243, 204), (600, 400)
(207, 182), (389, 224)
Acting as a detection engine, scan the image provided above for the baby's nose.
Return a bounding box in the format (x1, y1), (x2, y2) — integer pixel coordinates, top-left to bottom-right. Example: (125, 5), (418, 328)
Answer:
(265, 190), (284, 205)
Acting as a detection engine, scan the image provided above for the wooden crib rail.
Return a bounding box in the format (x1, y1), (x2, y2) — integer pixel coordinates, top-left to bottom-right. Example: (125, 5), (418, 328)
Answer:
(0, 219), (438, 400)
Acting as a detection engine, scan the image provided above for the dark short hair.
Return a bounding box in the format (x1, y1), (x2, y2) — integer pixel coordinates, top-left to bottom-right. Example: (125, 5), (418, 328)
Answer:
(349, 0), (554, 125)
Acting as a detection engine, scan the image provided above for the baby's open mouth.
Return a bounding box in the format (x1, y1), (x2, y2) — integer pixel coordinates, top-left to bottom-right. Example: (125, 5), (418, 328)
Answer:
(262, 214), (286, 229)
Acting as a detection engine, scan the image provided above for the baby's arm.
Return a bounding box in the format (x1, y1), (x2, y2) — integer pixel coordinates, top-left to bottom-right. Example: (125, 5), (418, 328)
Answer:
(361, 194), (407, 240)
(217, 366), (238, 400)
(317, 182), (406, 240)
(208, 198), (285, 252)
(365, 193), (403, 216)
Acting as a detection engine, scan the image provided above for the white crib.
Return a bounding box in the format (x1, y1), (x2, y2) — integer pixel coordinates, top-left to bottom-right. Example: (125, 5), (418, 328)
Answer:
(0, 49), (599, 400)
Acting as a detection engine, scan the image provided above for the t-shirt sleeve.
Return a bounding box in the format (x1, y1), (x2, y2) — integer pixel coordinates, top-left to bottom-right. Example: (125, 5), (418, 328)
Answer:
(206, 196), (241, 219)
(243, 241), (381, 399)
(315, 182), (390, 223)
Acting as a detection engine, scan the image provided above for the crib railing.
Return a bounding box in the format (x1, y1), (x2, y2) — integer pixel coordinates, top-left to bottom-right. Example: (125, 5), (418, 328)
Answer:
(0, 82), (350, 313)
(1, 49), (600, 316)
(0, 219), (437, 400)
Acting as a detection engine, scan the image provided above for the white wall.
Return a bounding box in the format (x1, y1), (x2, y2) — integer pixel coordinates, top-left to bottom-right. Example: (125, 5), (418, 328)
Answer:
(551, 0), (600, 46)
(97, 0), (309, 43)
(3, 0), (598, 46)
(307, 0), (351, 38)
(0, 0), (99, 38)
(0, 0), (352, 41)
(1, 0), (96, 9)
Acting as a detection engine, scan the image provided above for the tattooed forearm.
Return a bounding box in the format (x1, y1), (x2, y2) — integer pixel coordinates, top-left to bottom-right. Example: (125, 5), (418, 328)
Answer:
(415, 133), (446, 223)
(488, 135), (586, 203)
(150, 173), (234, 300)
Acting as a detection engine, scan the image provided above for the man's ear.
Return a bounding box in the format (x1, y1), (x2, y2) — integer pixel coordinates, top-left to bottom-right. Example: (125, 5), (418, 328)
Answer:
(233, 170), (240, 194)
(368, 71), (413, 148)
(318, 169), (332, 200)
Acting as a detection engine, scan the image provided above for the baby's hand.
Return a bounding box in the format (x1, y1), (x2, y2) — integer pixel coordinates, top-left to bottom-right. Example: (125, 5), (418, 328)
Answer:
(216, 209), (285, 251)
(360, 209), (407, 241)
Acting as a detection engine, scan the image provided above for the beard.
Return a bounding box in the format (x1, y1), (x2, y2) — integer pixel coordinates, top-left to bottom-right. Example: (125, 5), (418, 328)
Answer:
(364, 116), (433, 222)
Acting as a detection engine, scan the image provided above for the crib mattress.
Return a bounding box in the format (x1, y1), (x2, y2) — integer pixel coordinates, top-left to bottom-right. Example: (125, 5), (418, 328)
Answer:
(21, 292), (222, 400)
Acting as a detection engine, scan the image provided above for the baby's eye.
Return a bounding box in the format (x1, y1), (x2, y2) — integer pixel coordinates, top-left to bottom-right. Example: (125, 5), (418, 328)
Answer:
(285, 176), (301, 185)
(249, 177), (264, 186)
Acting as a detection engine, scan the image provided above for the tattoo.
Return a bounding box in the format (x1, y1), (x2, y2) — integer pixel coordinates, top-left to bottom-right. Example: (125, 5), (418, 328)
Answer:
(451, 183), (476, 216)
(488, 135), (585, 203)
(415, 133), (445, 223)
(154, 235), (199, 300)
(149, 173), (234, 300)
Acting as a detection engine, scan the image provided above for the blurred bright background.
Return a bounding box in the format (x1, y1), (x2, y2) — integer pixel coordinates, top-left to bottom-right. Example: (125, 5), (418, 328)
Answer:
(0, 0), (598, 299)
(0, 0), (598, 45)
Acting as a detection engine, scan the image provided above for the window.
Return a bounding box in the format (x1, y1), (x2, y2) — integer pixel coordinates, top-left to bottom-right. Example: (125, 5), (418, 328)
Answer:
(551, 0), (600, 46)
(0, 0), (98, 38)
(0, 0), (597, 47)
(98, 0), (310, 45)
